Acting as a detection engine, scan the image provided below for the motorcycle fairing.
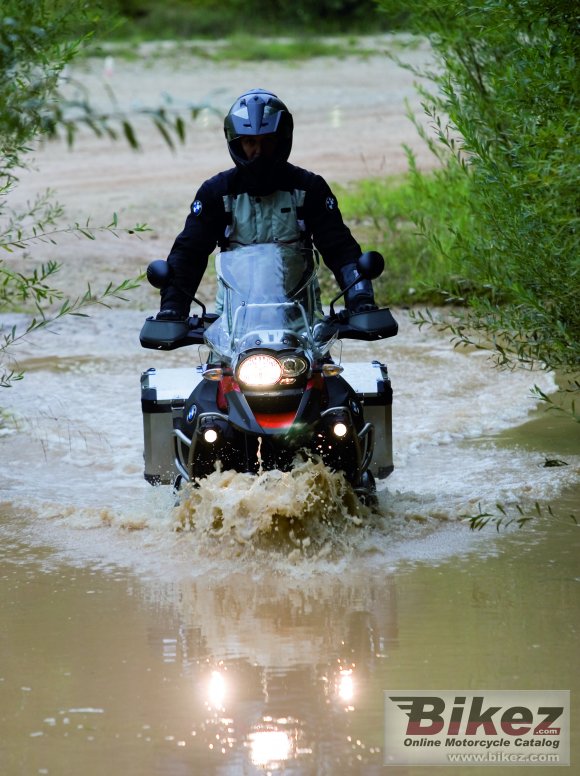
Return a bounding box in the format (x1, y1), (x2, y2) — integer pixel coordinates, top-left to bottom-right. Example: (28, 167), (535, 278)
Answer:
(179, 368), (370, 485)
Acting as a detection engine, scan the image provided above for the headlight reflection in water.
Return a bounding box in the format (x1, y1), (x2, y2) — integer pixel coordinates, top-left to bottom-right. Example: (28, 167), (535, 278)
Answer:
(337, 667), (355, 704)
(249, 725), (293, 767)
(198, 662), (358, 766)
(208, 669), (227, 710)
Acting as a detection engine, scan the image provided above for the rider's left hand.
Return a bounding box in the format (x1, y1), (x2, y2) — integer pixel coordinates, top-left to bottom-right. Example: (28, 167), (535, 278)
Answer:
(351, 302), (378, 314)
(336, 303), (377, 322)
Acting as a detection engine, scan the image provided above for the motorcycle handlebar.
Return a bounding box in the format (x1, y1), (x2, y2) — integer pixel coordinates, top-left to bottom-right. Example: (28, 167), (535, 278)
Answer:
(140, 308), (397, 351)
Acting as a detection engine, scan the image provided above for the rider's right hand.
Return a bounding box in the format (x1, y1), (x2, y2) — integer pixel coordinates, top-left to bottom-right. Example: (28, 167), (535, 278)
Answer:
(156, 309), (187, 321)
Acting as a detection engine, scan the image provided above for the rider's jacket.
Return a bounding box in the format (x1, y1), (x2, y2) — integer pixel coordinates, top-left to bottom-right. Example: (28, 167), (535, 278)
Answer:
(161, 162), (361, 315)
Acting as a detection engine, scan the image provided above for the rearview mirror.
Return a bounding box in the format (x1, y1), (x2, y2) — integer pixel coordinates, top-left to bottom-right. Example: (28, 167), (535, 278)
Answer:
(357, 250), (384, 280)
(146, 260), (173, 289)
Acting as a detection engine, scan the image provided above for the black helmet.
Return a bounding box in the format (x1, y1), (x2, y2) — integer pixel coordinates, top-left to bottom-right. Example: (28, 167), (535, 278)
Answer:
(224, 88), (293, 192)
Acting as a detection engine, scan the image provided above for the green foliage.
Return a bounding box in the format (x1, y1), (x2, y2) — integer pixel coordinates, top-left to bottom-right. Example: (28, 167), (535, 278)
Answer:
(462, 500), (577, 532)
(89, 35), (376, 65)
(0, 210), (150, 387)
(531, 380), (580, 423)
(0, 2), (128, 387)
(100, 0), (386, 40)
(0, 2), (213, 153)
(332, 168), (471, 305)
(1, 269), (145, 389)
(1, 1), (89, 172)
(0, 1), (206, 389)
(377, 0), (580, 377)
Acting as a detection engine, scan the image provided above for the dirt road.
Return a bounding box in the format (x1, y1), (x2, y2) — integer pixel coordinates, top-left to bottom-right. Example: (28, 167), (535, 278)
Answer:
(11, 38), (436, 307)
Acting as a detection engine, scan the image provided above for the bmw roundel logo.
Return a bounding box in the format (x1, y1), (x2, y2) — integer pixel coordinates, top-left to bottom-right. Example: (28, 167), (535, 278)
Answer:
(192, 200), (203, 216)
(187, 405), (197, 423)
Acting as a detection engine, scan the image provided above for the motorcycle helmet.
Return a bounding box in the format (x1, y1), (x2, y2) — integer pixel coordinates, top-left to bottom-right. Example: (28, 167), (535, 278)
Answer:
(224, 88), (293, 193)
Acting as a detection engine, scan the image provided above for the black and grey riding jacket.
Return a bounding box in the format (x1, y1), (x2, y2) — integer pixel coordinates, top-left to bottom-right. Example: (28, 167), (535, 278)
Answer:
(160, 162), (362, 315)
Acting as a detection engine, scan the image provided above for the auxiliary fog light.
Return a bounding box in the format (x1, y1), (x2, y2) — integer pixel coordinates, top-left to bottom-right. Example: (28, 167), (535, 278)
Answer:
(203, 428), (218, 444)
(333, 422), (348, 438)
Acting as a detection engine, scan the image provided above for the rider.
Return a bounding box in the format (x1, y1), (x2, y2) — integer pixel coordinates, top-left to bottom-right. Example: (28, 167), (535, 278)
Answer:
(157, 88), (377, 320)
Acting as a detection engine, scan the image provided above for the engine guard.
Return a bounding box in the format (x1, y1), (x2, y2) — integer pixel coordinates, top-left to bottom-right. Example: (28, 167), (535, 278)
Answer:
(173, 403), (373, 491)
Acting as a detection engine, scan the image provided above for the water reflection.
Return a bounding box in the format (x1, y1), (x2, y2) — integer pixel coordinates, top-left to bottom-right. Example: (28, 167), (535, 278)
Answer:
(2, 501), (579, 774)
(128, 518), (579, 773)
(207, 669), (227, 710)
(337, 667), (355, 706)
(192, 657), (377, 769)
(140, 573), (401, 771)
(249, 724), (293, 767)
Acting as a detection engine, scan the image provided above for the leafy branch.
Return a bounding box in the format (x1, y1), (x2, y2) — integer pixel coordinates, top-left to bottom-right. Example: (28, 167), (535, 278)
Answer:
(462, 501), (577, 532)
(0, 1), (216, 394)
(42, 77), (217, 151)
(1, 212), (150, 252)
(1, 269), (144, 388)
(0, 214), (148, 388)
(4, 274), (143, 347)
(377, 0), (580, 406)
(531, 382), (580, 424)
(410, 302), (579, 375)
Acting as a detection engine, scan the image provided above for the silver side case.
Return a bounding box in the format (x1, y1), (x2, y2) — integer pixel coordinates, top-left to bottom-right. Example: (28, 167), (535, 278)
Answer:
(340, 361), (393, 479)
(141, 361), (393, 485)
(141, 367), (204, 484)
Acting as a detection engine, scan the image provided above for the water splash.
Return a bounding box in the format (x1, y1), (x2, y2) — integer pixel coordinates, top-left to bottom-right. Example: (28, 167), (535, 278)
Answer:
(173, 457), (372, 559)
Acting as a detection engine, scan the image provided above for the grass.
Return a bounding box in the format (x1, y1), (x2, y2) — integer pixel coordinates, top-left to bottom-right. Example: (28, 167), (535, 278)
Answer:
(86, 34), (392, 63)
(215, 35), (368, 62)
(320, 172), (467, 307)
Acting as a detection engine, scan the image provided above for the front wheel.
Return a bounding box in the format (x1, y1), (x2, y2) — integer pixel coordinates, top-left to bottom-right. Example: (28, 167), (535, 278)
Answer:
(172, 474), (184, 492)
(355, 469), (377, 507)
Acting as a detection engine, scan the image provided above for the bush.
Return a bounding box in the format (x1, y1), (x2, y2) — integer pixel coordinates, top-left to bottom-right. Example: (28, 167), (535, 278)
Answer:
(377, 0), (580, 375)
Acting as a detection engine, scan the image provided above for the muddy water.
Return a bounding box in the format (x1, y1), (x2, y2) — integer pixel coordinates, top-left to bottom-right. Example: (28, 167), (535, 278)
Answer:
(1, 308), (578, 775)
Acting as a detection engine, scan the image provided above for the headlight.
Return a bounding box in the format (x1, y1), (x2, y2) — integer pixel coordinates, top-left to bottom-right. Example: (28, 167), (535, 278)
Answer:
(237, 354), (282, 386)
(279, 356), (307, 377)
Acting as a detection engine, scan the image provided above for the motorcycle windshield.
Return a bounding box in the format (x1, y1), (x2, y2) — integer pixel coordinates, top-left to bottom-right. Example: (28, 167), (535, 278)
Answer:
(219, 243), (315, 302)
(205, 244), (333, 359)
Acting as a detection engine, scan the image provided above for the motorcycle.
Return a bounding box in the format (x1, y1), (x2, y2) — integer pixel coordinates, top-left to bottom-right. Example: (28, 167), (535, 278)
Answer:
(139, 243), (398, 500)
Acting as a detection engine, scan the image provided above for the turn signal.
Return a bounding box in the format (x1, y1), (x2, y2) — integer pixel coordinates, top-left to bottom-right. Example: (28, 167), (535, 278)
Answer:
(322, 364), (344, 377)
(203, 368), (223, 381)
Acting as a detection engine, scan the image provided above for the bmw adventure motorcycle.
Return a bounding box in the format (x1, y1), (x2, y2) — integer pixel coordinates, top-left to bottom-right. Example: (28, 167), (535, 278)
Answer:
(139, 243), (398, 500)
